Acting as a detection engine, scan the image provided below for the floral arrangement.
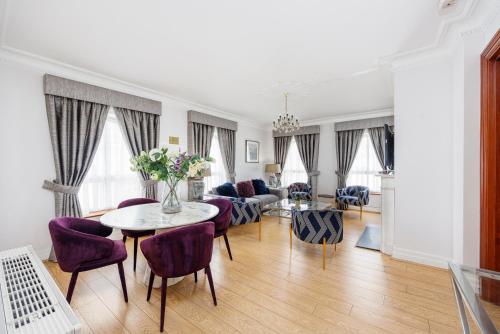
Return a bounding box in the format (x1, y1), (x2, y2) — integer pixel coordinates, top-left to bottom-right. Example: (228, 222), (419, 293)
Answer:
(131, 147), (212, 181)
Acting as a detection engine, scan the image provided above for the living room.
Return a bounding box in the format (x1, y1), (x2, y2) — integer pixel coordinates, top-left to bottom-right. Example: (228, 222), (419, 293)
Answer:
(0, 0), (499, 333)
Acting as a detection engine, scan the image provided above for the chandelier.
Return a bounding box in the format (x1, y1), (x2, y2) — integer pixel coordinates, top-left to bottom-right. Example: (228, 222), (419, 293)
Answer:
(273, 92), (300, 133)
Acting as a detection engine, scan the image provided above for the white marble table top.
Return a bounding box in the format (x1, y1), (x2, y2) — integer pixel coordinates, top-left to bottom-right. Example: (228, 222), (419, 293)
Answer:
(100, 201), (219, 231)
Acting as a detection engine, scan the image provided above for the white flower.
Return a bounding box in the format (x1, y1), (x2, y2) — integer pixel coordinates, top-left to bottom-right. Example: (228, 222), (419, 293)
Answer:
(149, 148), (162, 161)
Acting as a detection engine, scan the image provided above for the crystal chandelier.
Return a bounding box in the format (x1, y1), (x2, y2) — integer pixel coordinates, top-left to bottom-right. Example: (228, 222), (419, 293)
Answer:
(273, 92), (300, 133)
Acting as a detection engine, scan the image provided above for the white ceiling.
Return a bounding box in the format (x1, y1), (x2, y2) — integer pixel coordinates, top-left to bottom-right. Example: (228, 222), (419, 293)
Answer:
(1, 0), (444, 123)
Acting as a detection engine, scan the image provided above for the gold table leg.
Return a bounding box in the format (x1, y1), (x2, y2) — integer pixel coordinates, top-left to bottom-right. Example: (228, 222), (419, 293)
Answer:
(259, 220), (262, 241)
(323, 237), (326, 270)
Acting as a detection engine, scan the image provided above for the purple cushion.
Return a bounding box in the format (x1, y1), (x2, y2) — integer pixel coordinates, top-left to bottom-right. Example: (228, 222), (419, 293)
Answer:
(237, 181), (255, 198)
(216, 182), (238, 198)
(78, 240), (127, 271)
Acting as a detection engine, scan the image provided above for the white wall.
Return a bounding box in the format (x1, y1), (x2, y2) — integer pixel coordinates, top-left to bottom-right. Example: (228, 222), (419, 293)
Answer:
(0, 52), (271, 259)
(393, 56), (455, 267)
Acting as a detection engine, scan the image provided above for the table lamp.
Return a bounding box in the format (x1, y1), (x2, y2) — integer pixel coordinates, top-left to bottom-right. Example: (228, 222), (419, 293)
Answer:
(265, 163), (281, 187)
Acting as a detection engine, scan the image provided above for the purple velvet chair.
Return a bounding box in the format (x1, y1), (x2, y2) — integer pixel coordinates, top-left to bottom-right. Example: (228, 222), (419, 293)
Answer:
(118, 198), (158, 272)
(141, 222), (216, 332)
(48, 217), (128, 304)
(204, 198), (233, 262)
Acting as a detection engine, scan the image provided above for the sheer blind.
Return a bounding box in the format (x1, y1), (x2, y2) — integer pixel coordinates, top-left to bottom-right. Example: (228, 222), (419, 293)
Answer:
(281, 137), (308, 186)
(204, 128), (227, 190)
(347, 130), (382, 192)
(79, 109), (141, 214)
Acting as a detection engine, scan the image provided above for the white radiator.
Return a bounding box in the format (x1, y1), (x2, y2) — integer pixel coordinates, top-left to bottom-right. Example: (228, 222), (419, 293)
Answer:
(0, 246), (80, 334)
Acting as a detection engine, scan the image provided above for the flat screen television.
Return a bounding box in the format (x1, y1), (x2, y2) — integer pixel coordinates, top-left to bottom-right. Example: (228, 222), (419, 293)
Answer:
(384, 124), (394, 171)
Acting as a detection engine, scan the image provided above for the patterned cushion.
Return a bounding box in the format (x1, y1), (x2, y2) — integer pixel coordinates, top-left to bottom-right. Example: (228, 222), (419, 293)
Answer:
(287, 183), (312, 201)
(335, 185), (369, 208)
(252, 179), (270, 195)
(237, 181), (255, 198)
(216, 182), (238, 198)
(291, 209), (343, 244)
(337, 195), (360, 205)
(290, 191), (309, 200)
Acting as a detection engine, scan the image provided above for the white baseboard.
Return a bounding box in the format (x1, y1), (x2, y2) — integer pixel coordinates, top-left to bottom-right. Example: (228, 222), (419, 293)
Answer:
(392, 246), (451, 269)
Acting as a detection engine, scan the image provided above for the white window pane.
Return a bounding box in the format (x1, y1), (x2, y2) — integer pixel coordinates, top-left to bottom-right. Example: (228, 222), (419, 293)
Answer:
(79, 109), (141, 214)
(204, 128), (228, 190)
(346, 130), (382, 192)
(281, 137), (308, 187)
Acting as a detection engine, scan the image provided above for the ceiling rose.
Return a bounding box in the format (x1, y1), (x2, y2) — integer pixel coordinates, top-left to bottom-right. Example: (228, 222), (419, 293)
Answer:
(273, 92), (300, 133)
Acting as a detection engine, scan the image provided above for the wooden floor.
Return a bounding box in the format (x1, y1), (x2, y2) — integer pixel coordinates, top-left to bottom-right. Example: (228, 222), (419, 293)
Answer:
(45, 210), (470, 334)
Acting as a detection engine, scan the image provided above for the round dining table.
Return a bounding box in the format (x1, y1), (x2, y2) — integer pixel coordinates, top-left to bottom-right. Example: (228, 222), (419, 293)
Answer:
(100, 201), (219, 287)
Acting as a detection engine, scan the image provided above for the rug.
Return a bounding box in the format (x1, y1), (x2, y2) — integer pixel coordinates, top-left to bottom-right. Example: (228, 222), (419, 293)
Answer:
(355, 224), (381, 251)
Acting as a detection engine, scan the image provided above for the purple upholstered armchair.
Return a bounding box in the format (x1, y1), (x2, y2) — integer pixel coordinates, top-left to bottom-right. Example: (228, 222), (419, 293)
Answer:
(204, 198), (233, 261)
(48, 217), (128, 303)
(118, 198), (158, 271)
(141, 222), (216, 332)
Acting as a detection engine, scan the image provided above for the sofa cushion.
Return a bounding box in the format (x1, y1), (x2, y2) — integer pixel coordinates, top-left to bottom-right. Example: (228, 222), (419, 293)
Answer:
(252, 179), (270, 195)
(237, 181), (255, 198)
(216, 182), (238, 198)
(253, 194), (279, 206)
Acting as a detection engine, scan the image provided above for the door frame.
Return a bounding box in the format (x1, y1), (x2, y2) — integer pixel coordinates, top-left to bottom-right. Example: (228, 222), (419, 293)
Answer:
(480, 29), (500, 270)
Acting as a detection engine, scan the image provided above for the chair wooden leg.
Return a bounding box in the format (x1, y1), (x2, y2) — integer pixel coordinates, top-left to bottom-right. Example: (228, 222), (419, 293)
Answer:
(133, 237), (138, 272)
(322, 238), (326, 270)
(223, 234), (233, 261)
(360, 205), (363, 219)
(122, 235), (127, 243)
(259, 220), (262, 241)
(147, 271), (155, 301)
(160, 278), (167, 332)
(205, 265), (217, 306)
(194, 270), (198, 283)
(66, 271), (79, 303)
(117, 262), (128, 302)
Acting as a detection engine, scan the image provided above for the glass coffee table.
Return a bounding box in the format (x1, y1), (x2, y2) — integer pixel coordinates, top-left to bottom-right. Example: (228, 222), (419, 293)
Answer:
(263, 199), (333, 220)
(449, 262), (500, 333)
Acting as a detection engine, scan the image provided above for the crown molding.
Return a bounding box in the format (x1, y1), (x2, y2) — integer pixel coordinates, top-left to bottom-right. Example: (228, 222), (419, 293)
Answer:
(265, 107), (394, 130)
(380, 0), (500, 71)
(0, 44), (267, 129)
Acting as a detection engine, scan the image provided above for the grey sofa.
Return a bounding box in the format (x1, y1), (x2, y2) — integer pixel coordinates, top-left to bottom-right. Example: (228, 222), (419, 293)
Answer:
(209, 185), (283, 207)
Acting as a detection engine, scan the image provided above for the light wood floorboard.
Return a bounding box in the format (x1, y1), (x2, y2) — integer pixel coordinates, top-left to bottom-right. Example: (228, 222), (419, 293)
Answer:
(45, 209), (476, 333)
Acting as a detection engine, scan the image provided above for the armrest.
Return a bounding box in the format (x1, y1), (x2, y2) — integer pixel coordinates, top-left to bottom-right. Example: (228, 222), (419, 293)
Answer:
(205, 194), (239, 201)
(69, 217), (113, 237)
(268, 187), (286, 199)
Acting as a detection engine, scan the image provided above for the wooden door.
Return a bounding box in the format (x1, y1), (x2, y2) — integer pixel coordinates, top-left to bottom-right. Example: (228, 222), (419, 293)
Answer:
(481, 30), (500, 271)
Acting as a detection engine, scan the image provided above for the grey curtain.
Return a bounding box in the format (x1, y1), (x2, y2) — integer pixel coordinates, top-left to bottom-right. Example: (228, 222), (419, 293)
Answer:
(217, 127), (236, 183)
(115, 107), (160, 199)
(335, 129), (364, 192)
(274, 136), (292, 186)
(43, 95), (109, 217)
(295, 133), (320, 199)
(368, 127), (385, 169)
(192, 122), (215, 158)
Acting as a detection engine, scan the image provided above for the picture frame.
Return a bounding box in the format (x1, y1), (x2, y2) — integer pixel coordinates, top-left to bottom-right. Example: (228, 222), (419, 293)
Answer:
(245, 140), (259, 163)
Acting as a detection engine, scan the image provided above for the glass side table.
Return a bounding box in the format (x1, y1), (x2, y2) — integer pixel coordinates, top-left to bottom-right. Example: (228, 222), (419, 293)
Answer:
(449, 262), (500, 333)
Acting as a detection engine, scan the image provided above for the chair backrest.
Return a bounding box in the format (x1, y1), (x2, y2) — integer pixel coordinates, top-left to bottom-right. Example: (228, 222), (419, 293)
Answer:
(48, 217), (114, 272)
(118, 197), (158, 209)
(287, 182), (312, 199)
(291, 209), (343, 245)
(204, 198), (232, 233)
(344, 185), (368, 196)
(140, 222), (215, 278)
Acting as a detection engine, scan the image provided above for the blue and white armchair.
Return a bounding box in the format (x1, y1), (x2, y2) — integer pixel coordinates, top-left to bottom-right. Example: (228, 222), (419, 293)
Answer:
(335, 185), (369, 217)
(291, 208), (343, 269)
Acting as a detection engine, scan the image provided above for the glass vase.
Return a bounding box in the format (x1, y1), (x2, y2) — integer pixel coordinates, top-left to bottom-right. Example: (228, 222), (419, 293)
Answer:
(161, 177), (182, 213)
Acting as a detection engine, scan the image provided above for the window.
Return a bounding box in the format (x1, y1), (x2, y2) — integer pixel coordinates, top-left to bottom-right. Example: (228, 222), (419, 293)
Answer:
(79, 109), (141, 214)
(281, 137), (308, 186)
(204, 128), (227, 190)
(347, 130), (382, 192)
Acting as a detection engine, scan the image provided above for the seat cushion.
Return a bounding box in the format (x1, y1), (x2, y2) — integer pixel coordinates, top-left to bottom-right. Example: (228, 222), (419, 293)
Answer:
(216, 182), (238, 198)
(78, 240), (127, 272)
(337, 195), (360, 205)
(252, 179), (270, 195)
(237, 180), (256, 198)
(253, 194), (279, 206)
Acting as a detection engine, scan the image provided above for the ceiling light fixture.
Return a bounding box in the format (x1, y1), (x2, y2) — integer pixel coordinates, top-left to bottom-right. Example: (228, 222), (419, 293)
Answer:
(273, 92), (300, 133)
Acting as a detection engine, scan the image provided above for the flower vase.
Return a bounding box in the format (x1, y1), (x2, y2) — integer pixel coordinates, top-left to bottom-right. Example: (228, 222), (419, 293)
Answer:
(161, 178), (182, 213)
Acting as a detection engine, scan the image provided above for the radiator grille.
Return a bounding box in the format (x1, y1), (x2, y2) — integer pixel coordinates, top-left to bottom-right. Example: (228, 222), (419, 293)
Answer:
(0, 246), (80, 334)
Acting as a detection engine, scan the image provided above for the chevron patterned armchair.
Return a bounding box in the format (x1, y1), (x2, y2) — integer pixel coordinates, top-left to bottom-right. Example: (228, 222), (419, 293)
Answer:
(287, 182), (312, 201)
(335, 185), (369, 217)
(291, 208), (343, 269)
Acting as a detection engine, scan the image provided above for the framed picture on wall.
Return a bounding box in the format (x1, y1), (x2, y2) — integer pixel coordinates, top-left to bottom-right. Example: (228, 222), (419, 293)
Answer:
(245, 140), (259, 163)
